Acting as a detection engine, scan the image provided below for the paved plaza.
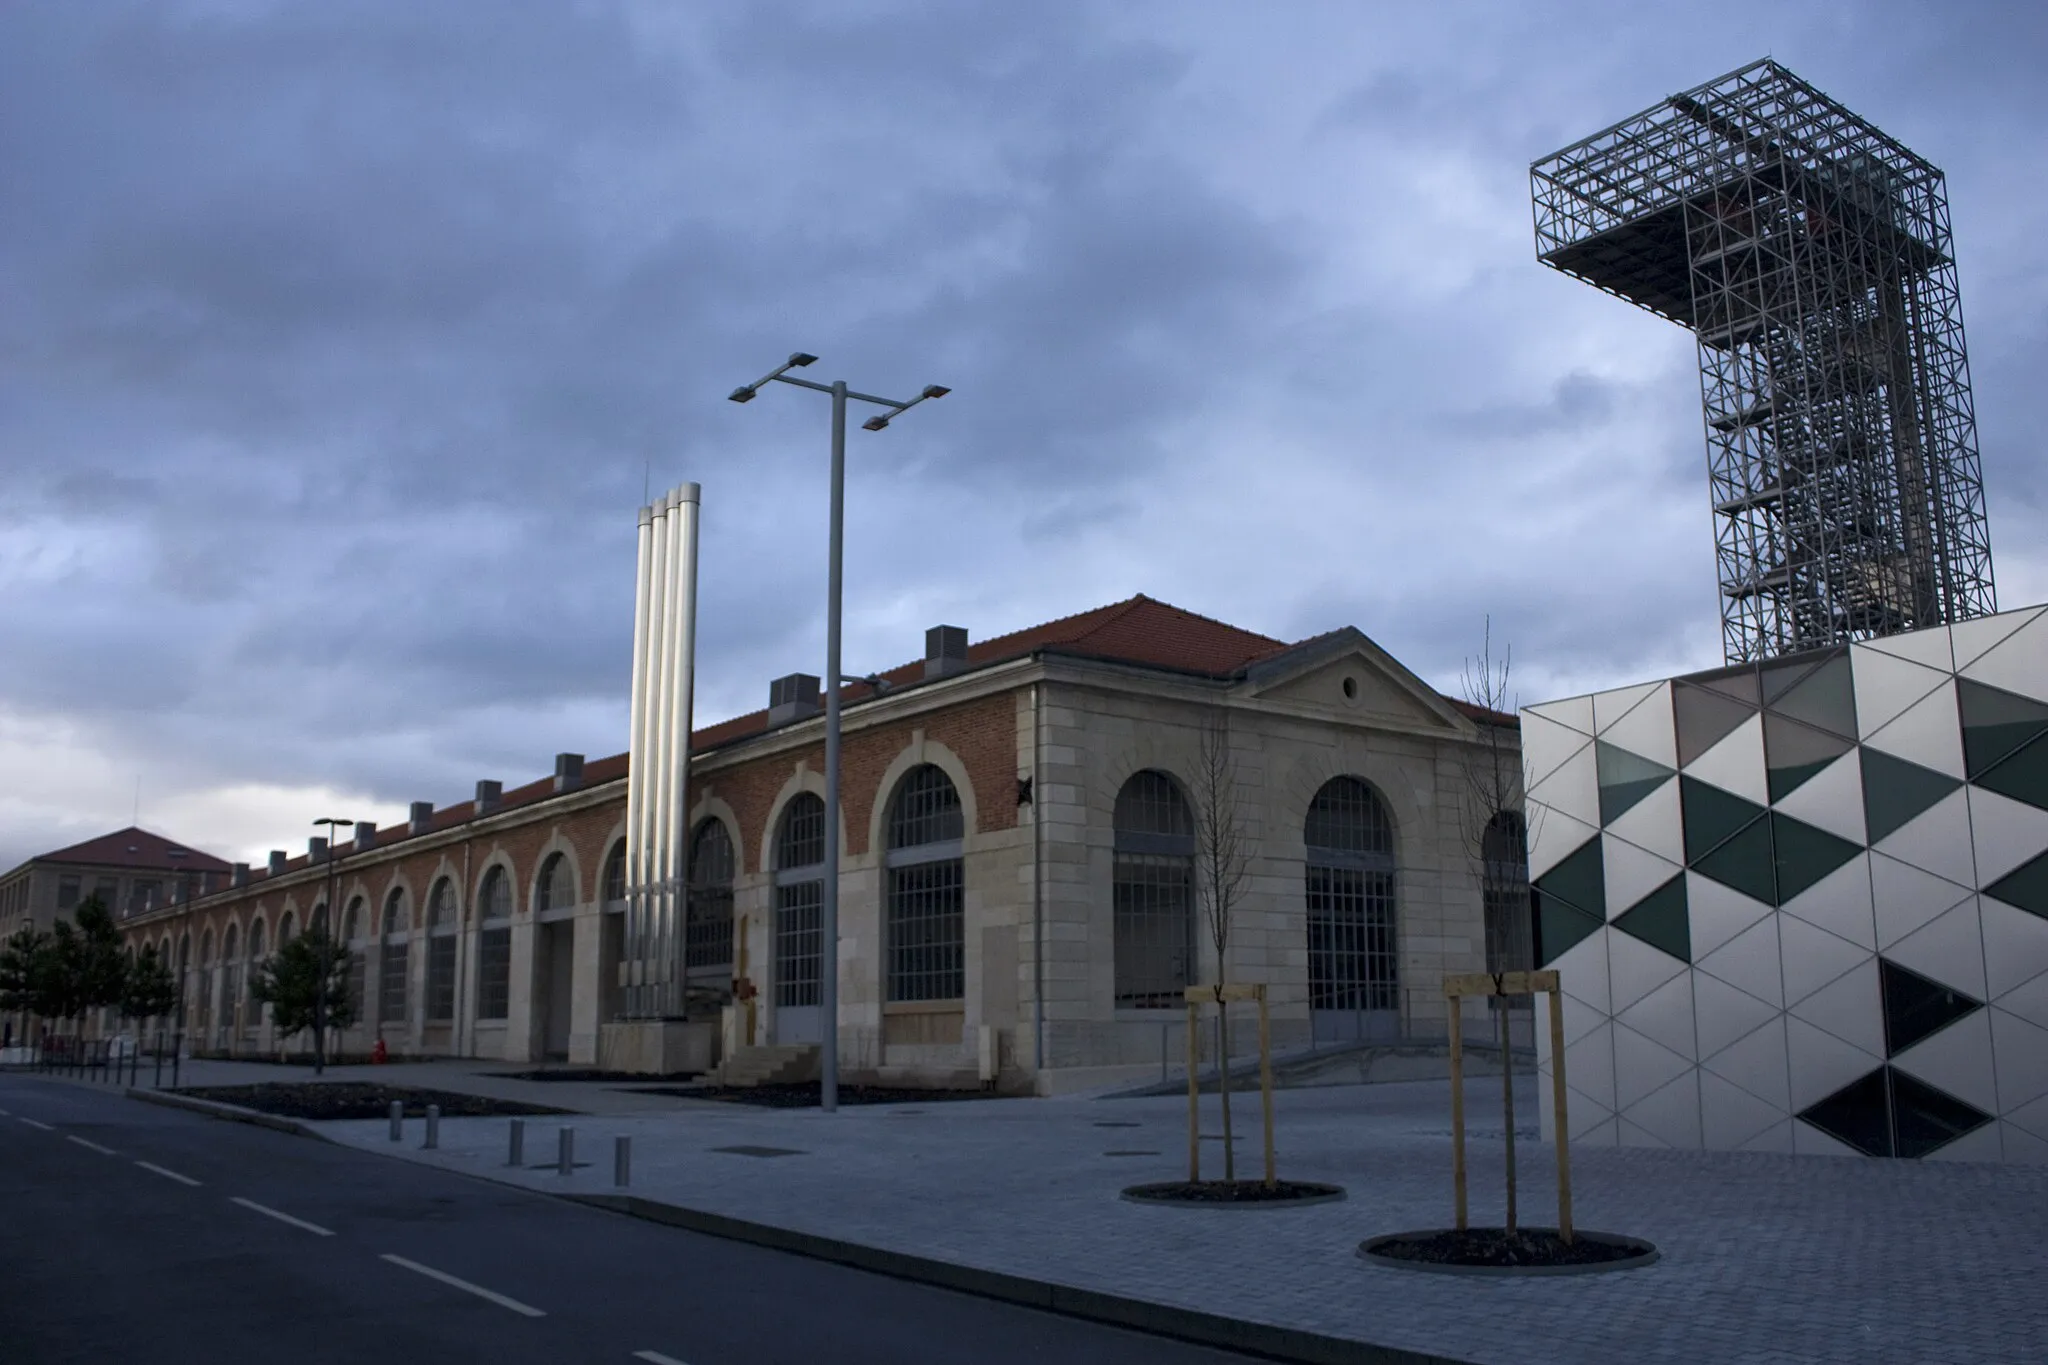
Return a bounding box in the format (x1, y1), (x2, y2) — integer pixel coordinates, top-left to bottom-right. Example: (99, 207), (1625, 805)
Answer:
(279, 1070), (2048, 1365)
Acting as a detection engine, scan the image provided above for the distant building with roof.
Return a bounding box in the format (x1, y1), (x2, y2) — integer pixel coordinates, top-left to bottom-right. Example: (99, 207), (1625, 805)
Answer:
(0, 827), (233, 940)
(117, 595), (1525, 1092)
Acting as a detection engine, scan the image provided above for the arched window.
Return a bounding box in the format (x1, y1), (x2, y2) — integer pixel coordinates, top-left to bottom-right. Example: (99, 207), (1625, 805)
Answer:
(1482, 810), (1533, 975)
(1304, 777), (1399, 1042)
(602, 841), (627, 908)
(886, 765), (965, 1003)
(176, 932), (191, 1026)
(535, 852), (577, 914)
(379, 888), (409, 1026)
(246, 919), (267, 1011)
(1113, 771), (1196, 1007)
(220, 924), (240, 1030)
(197, 929), (214, 1029)
(774, 796), (825, 1016)
(687, 820), (736, 979)
(311, 902), (329, 939)
(426, 879), (458, 1022)
(477, 867), (512, 1021)
(279, 912), (296, 946)
(341, 896), (365, 1018)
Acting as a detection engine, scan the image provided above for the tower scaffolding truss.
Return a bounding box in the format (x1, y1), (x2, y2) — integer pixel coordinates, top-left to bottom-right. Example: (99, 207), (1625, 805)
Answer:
(1531, 58), (1996, 662)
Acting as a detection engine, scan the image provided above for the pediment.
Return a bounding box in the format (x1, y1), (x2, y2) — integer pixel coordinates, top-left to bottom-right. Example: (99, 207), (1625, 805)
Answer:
(1244, 630), (1472, 732)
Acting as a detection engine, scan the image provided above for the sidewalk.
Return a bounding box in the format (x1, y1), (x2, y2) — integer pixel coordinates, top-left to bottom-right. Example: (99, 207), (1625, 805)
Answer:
(303, 1077), (2048, 1365)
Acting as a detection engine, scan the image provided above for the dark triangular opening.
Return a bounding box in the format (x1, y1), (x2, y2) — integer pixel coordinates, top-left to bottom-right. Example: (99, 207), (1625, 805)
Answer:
(1888, 1066), (1993, 1159)
(1768, 651), (1857, 740)
(1977, 733), (2048, 815)
(1532, 835), (1605, 920)
(1675, 682), (1756, 768)
(1692, 816), (1777, 906)
(1796, 1067), (1892, 1156)
(1879, 958), (1982, 1058)
(1770, 812), (1860, 905)
(1763, 712), (1854, 804)
(1682, 775), (1769, 864)
(1536, 892), (1604, 967)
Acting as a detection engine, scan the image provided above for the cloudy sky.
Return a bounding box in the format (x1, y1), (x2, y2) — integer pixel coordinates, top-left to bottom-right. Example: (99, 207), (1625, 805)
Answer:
(2, 1), (2044, 872)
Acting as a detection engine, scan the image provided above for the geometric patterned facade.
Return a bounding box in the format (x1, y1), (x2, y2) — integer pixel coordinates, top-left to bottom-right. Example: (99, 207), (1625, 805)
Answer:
(1526, 604), (2048, 1163)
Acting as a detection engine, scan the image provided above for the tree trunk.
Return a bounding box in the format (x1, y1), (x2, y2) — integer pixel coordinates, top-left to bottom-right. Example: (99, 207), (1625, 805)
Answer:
(1500, 1000), (1518, 1235)
(1216, 1000), (1235, 1182)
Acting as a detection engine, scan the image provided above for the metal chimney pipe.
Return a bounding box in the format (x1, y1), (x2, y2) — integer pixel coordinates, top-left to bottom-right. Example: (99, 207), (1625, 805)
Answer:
(666, 483), (700, 1020)
(626, 500), (656, 1018)
(647, 491), (675, 1018)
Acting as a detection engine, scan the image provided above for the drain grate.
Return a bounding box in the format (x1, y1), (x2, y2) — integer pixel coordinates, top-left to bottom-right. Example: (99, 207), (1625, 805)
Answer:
(709, 1144), (807, 1158)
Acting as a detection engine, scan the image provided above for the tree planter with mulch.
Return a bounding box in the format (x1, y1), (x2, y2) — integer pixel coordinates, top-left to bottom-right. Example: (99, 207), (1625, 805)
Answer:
(1122, 1179), (1346, 1208)
(1359, 1227), (1657, 1276)
(173, 1082), (570, 1122)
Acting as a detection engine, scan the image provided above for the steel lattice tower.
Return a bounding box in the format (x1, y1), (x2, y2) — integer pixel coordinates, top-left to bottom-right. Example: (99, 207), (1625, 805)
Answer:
(1532, 59), (1996, 663)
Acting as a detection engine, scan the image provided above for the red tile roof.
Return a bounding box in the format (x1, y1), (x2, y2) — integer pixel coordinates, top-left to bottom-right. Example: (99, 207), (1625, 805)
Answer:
(35, 827), (233, 873)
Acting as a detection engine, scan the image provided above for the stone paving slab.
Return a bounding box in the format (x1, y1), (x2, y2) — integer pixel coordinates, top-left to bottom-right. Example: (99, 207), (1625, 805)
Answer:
(311, 1078), (2048, 1365)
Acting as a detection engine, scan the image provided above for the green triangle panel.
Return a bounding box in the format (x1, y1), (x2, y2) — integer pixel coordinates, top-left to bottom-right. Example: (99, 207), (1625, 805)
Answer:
(1692, 816), (1777, 906)
(1611, 874), (1689, 963)
(1985, 848), (2048, 921)
(1597, 740), (1674, 825)
(1532, 835), (1604, 920)
(1675, 682), (1756, 768)
(1771, 811), (1861, 905)
(1957, 677), (2048, 781)
(1682, 775), (1768, 865)
(1759, 652), (1828, 707)
(1768, 652), (1857, 740)
(1763, 712), (1854, 804)
(1976, 733), (2048, 814)
(1536, 892), (1604, 967)
(1861, 748), (1961, 845)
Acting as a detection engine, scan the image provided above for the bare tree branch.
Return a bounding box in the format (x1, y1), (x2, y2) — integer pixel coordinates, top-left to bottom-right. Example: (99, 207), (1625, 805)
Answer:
(1190, 708), (1254, 1182)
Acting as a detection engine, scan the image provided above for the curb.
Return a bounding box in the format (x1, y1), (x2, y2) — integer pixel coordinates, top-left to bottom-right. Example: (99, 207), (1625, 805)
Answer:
(123, 1086), (334, 1143)
(568, 1191), (1472, 1365)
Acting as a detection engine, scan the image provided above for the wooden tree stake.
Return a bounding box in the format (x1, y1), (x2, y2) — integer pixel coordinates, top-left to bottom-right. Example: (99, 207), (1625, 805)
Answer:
(1442, 969), (1573, 1244)
(1186, 1000), (1200, 1183)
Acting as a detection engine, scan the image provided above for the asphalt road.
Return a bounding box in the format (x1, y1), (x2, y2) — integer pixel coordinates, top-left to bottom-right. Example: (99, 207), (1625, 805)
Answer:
(0, 1074), (1267, 1365)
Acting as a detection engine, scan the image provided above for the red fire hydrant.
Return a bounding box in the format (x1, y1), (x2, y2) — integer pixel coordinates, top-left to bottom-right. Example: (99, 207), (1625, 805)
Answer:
(371, 1037), (388, 1065)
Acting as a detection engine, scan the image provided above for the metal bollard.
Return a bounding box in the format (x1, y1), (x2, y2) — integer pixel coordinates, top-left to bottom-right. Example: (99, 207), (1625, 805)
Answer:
(614, 1135), (631, 1188)
(154, 1041), (163, 1089)
(507, 1119), (525, 1167)
(388, 1100), (404, 1142)
(557, 1126), (574, 1176)
(423, 1104), (440, 1150)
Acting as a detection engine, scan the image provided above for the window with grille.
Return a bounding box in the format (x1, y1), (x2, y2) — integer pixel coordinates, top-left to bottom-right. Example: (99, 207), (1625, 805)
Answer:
(477, 927), (511, 1019)
(426, 880), (457, 1021)
(1304, 777), (1399, 1013)
(602, 841), (626, 907)
(57, 875), (80, 910)
(1481, 811), (1533, 976)
(774, 796), (825, 1008)
(687, 819), (735, 972)
(221, 925), (240, 1026)
(279, 913), (296, 945)
(536, 853), (576, 914)
(1113, 770), (1196, 1008)
(886, 765), (964, 1002)
(246, 921), (266, 1008)
(380, 890), (409, 1025)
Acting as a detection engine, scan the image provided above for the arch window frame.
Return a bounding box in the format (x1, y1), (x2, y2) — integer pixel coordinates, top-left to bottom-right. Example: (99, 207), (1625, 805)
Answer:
(772, 795), (826, 1011)
(1112, 769), (1197, 1010)
(535, 852), (578, 920)
(601, 840), (627, 912)
(425, 879), (458, 1023)
(1303, 776), (1400, 1022)
(379, 888), (410, 1026)
(476, 867), (513, 1022)
(686, 818), (736, 978)
(884, 765), (966, 1004)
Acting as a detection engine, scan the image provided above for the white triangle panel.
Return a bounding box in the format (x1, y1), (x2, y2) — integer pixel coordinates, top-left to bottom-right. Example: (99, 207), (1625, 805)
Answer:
(1616, 968), (1697, 1061)
(1786, 1015), (1882, 1110)
(1995, 969), (2048, 1032)
(1551, 929), (1611, 1021)
(1616, 1117), (1671, 1150)
(1779, 915), (1874, 1008)
(1604, 776), (1684, 865)
(1697, 912), (1784, 1008)
(1738, 1119), (1794, 1153)
(1892, 1010), (1997, 1114)
(1998, 1121), (2048, 1164)
(1856, 625), (1957, 673)
(1922, 1121), (2004, 1163)
(1613, 1020), (1693, 1111)
(1849, 643), (1952, 738)
(1687, 873), (1774, 961)
(2009, 1093), (2048, 1143)
(1703, 1015), (1791, 1110)
(1967, 787), (2048, 889)
(1792, 1120), (1866, 1159)
(1526, 741), (1598, 830)
(1572, 1113), (1620, 1146)
(1522, 712), (1592, 792)
(1984, 899), (2048, 1002)
(1771, 750), (1866, 845)
(1991, 1008), (2048, 1114)
(1525, 693), (1596, 736)
(1780, 854), (1876, 950)
(1607, 925), (1687, 1015)
(1562, 1020), (1616, 1114)
(1700, 1067), (1789, 1149)
(1538, 1063), (1601, 1143)
(1620, 1068), (1701, 1149)
(1950, 606), (2045, 673)
(1870, 853), (1975, 950)
(1958, 610), (2048, 702)
(1600, 683), (1676, 768)
(1682, 711), (1769, 806)
(1886, 899), (1988, 999)
(1593, 680), (1663, 735)
(1872, 786), (1977, 888)
(1602, 832), (1683, 921)
(1528, 808), (1599, 883)
(1693, 969), (1783, 1060)
(1863, 682), (1965, 779)
(1786, 960), (1885, 1059)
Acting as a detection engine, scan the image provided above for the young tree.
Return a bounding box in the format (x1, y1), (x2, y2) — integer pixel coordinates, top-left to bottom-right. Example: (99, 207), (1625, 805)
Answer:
(250, 930), (355, 1065)
(0, 926), (54, 1041)
(123, 944), (181, 1027)
(1191, 711), (1254, 1182)
(1459, 618), (1534, 1234)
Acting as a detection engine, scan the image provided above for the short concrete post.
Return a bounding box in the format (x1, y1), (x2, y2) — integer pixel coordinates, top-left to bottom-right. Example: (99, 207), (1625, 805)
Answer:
(614, 1135), (631, 1188)
(423, 1104), (440, 1150)
(558, 1126), (574, 1176)
(507, 1118), (525, 1167)
(388, 1100), (404, 1142)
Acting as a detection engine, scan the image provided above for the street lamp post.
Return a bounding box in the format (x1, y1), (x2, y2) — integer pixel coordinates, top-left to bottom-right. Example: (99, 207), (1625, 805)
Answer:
(312, 816), (354, 1076)
(729, 353), (949, 1113)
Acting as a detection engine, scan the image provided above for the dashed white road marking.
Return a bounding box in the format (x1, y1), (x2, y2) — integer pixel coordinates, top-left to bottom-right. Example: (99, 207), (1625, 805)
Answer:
(633, 1352), (692, 1365)
(230, 1196), (334, 1237)
(66, 1135), (116, 1156)
(17, 1116), (53, 1131)
(380, 1254), (547, 1318)
(136, 1161), (201, 1187)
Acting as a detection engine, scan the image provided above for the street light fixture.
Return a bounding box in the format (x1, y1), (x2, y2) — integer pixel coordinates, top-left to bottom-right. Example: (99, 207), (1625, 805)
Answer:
(729, 353), (949, 1113)
(311, 815), (354, 1076)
